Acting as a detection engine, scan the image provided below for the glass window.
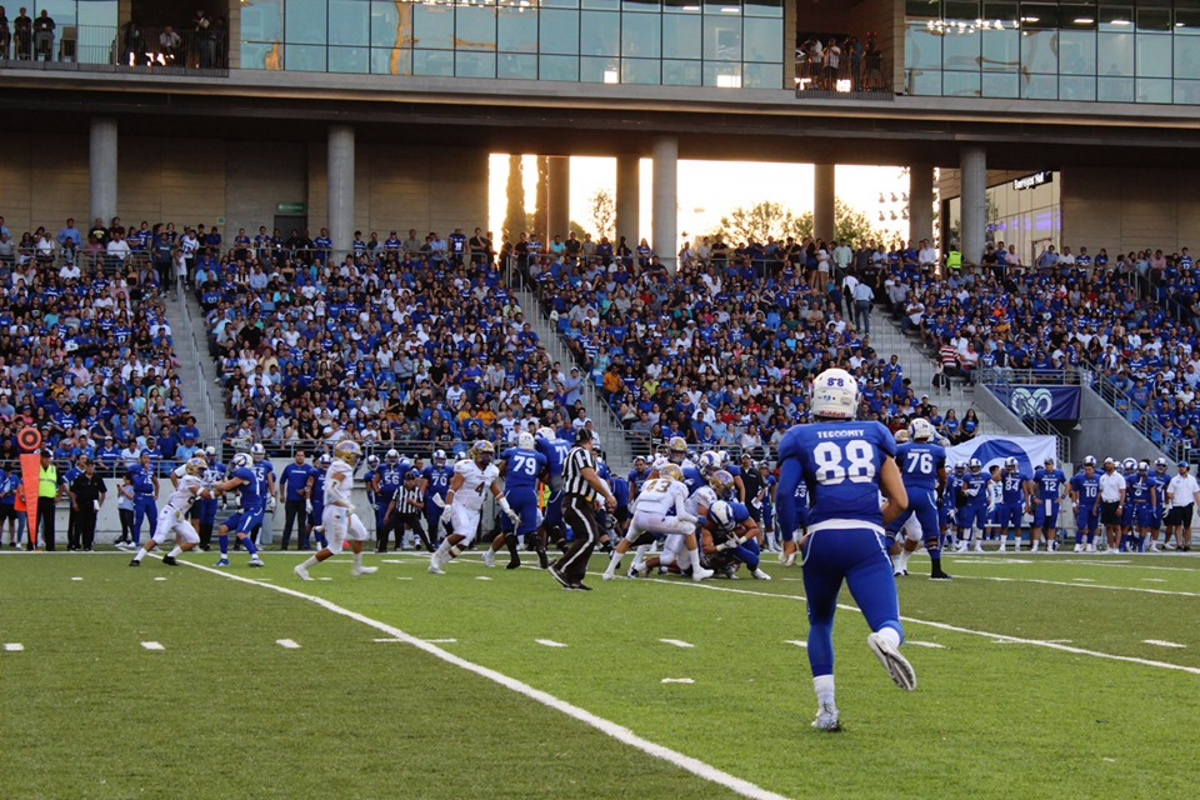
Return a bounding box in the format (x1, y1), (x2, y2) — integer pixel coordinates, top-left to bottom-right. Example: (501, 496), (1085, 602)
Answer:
(663, 13), (701, 59)
(330, 0), (370, 46)
(540, 10), (580, 55)
(498, 52), (537, 78)
(243, 42), (277, 70)
(371, 1), (402, 47)
(1098, 6), (1133, 32)
(286, 44), (328, 71)
(540, 54), (580, 80)
(285, 0), (328, 45)
(944, 29), (981, 72)
(329, 45), (369, 73)
(944, 70), (982, 96)
(744, 0), (782, 18)
(579, 11), (619, 56)
(622, 57), (662, 83)
(414, 49), (454, 75)
(703, 62), (742, 87)
(1174, 79), (1200, 104)
(743, 62), (781, 87)
(244, 0), (284, 41)
(945, 2), (980, 22)
(622, 11), (661, 58)
(982, 28), (1019, 71)
(414, 6), (454, 50)
(1136, 77), (1171, 102)
(908, 68), (942, 95)
(1176, 34), (1200, 79)
(982, 71), (1019, 96)
(79, 0), (118, 28)
(906, 0), (940, 18)
(498, 7), (537, 52)
(1098, 75), (1134, 100)
(543, 0), (580, 7)
(456, 51), (496, 77)
(743, 18), (781, 63)
(1021, 29), (1058, 73)
(1021, 72), (1057, 98)
(663, 59), (702, 84)
(581, 55), (620, 81)
(456, 6), (497, 51)
(36, 0), (76, 25)
(1137, 34), (1171, 78)
(623, 0), (661, 11)
(664, 0), (702, 12)
(1059, 75), (1096, 100)
(1137, 8), (1171, 33)
(704, 16), (741, 62)
(905, 21), (942, 70)
(1058, 29), (1095, 75)
(583, 0), (620, 9)
(1098, 31), (1132, 75)
(372, 46), (410, 75)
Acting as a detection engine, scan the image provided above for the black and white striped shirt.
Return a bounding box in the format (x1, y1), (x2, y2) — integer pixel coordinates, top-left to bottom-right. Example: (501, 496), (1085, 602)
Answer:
(394, 486), (423, 515)
(563, 446), (597, 504)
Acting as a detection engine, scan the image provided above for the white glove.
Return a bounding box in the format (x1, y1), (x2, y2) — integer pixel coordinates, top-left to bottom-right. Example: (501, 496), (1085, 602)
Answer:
(266, 496), (277, 512)
(718, 538), (738, 551)
(305, 499), (313, 514)
(679, 513), (699, 525)
(432, 493), (446, 508)
(498, 497), (521, 526)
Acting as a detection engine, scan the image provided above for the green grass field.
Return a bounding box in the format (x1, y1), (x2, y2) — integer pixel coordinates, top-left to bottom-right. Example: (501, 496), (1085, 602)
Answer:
(2, 548), (1198, 799)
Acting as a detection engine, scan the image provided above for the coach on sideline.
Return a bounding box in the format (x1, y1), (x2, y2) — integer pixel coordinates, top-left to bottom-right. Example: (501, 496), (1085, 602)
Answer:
(1165, 461), (1200, 552)
(550, 428), (616, 591)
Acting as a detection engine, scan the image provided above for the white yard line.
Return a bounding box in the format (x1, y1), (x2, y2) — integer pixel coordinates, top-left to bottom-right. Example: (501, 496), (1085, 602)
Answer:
(1143, 640), (1188, 649)
(784, 640), (808, 648)
(661, 678), (695, 684)
(660, 639), (695, 648)
(907, 641), (947, 649)
(140, 641), (165, 651)
(952, 575), (1200, 598)
(536, 639), (569, 648)
(177, 559), (791, 800)
(4, 643), (24, 651)
(276, 639), (301, 649)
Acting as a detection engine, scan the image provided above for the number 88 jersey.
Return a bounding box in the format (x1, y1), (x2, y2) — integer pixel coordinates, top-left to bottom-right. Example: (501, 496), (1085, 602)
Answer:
(776, 420), (896, 529)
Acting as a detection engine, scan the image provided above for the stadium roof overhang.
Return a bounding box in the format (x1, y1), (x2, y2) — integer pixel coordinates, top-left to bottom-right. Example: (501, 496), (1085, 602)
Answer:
(3, 68), (1200, 169)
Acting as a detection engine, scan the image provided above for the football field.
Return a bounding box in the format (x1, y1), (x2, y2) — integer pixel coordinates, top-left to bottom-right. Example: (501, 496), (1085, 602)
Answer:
(2, 549), (1198, 799)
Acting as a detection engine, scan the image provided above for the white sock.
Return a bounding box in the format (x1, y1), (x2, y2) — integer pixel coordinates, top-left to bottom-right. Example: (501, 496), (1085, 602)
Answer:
(897, 549), (911, 572)
(134, 547), (148, 562)
(634, 545), (649, 562)
(167, 546), (182, 558)
(876, 626), (902, 648)
(300, 556), (319, 570)
(353, 551), (363, 568)
(813, 674), (835, 706)
(605, 550), (623, 574)
(688, 546), (703, 572)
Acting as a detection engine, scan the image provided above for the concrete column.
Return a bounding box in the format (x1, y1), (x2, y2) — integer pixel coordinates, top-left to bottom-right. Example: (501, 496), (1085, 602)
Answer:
(327, 124), (355, 263)
(908, 163), (934, 247)
(89, 116), (118, 227)
(616, 154), (640, 246)
(813, 163), (836, 244)
(960, 145), (987, 265)
(652, 136), (678, 273)
(547, 156), (570, 239)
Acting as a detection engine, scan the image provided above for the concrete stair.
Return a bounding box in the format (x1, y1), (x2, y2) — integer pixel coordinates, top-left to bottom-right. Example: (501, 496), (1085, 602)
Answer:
(161, 292), (233, 446)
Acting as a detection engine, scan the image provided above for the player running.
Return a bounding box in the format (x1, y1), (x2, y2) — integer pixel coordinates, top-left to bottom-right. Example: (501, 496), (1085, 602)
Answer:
(294, 441), (379, 580)
(129, 457), (219, 567)
(484, 432), (545, 570)
(428, 441), (507, 575)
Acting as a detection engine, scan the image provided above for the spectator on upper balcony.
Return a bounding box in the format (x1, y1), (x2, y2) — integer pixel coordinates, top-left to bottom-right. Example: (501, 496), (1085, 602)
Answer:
(57, 218), (82, 250)
(31, 7), (50, 61)
(12, 7), (29, 60)
(159, 25), (181, 62)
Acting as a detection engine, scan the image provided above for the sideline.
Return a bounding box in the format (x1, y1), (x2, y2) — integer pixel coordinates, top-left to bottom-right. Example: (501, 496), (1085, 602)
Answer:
(175, 557), (791, 800)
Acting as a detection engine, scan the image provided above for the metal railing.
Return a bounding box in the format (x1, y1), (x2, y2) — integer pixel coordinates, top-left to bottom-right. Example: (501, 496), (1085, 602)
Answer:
(976, 367), (1084, 386)
(795, 49), (891, 98)
(1086, 367), (1196, 465)
(0, 24), (229, 74)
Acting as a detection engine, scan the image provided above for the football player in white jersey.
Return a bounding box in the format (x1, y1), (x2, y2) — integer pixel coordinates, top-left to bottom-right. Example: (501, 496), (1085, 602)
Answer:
(601, 464), (714, 581)
(428, 441), (508, 575)
(129, 457), (219, 567)
(294, 441), (378, 580)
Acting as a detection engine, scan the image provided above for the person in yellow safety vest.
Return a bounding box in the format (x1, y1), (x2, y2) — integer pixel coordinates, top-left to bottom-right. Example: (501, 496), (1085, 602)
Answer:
(946, 248), (963, 271)
(36, 448), (67, 551)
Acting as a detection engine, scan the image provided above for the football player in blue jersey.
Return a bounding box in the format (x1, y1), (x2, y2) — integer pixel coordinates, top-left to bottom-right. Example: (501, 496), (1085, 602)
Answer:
(535, 426), (572, 552)
(420, 450), (454, 545)
(955, 457), (990, 553)
(1119, 458), (1139, 547)
(755, 461), (780, 552)
(718, 450), (747, 502)
(485, 432), (546, 570)
(1029, 456), (1067, 553)
(373, 449), (409, 553)
(363, 454), (380, 539)
(1147, 457), (1170, 552)
(997, 456), (1030, 552)
(889, 419), (950, 579)
(701, 500), (770, 580)
(194, 445), (224, 551)
(308, 454), (331, 549)
(627, 455), (652, 501)
(210, 453), (266, 567)
(777, 368), (915, 732)
(1124, 461), (1158, 552)
(1068, 455), (1101, 552)
(125, 450), (159, 549)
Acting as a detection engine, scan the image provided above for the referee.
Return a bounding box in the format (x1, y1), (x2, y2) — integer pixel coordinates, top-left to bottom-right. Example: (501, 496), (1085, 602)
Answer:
(551, 429), (616, 591)
(1166, 461), (1200, 552)
(1098, 457), (1126, 553)
(383, 471), (429, 553)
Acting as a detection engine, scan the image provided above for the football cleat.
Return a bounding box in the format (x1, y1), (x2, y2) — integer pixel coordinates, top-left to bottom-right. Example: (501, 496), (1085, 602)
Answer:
(214, 557), (230, 567)
(548, 566), (570, 588)
(867, 632), (917, 691)
(752, 568), (772, 581)
(812, 701), (842, 732)
(248, 557), (264, 568)
(930, 569), (952, 580)
(128, 559), (140, 567)
(601, 570), (615, 581)
(692, 567), (715, 582)
(351, 566), (377, 576)
(482, 548), (496, 568)
(294, 564), (313, 581)
(628, 562), (646, 579)
(162, 556), (177, 566)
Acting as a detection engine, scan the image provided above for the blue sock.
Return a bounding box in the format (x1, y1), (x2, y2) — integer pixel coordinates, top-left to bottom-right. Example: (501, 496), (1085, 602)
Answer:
(1074, 531), (1083, 545)
(1086, 532), (1095, 545)
(243, 537), (258, 556)
(808, 620), (834, 677)
(219, 534), (229, 555)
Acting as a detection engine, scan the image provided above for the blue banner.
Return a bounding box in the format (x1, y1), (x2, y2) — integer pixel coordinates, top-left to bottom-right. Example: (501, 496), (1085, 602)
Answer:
(988, 385), (1081, 420)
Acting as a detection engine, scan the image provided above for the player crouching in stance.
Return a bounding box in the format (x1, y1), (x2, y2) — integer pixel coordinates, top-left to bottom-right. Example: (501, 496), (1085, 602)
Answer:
(601, 464), (714, 581)
(428, 441), (510, 575)
(701, 500), (771, 580)
(777, 368), (915, 733)
(294, 441), (378, 580)
(129, 457), (218, 566)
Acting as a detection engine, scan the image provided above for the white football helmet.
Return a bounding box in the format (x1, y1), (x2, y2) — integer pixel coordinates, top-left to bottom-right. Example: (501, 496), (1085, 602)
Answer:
(250, 442), (266, 462)
(812, 368), (858, 420)
(205, 445), (217, 458)
(366, 454), (380, 467)
(909, 418), (936, 441)
(231, 453), (252, 470)
(433, 449), (447, 465)
(699, 451), (722, 473)
(385, 448), (400, 464)
(708, 500), (736, 531)
(968, 457), (982, 473)
(1123, 458), (1137, 472)
(1138, 460), (1149, 472)
(537, 426), (556, 441)
(651, 455), (671, 472)
(317, 454), (331, 468)
(518, 432), (536, 450)
(1004, 457), (1019, 469)
(1083, 455), (1097, 467)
